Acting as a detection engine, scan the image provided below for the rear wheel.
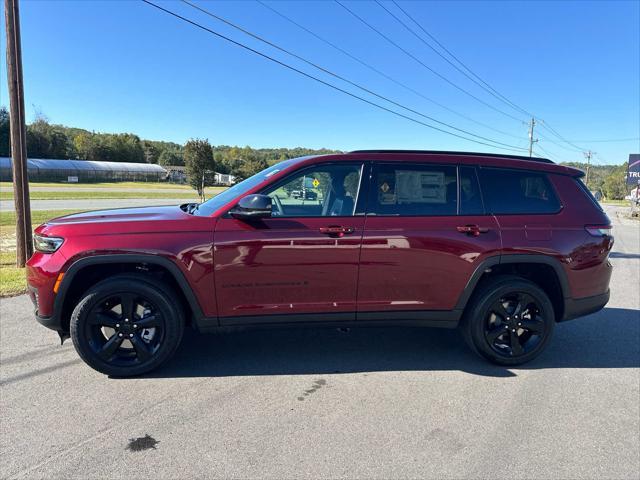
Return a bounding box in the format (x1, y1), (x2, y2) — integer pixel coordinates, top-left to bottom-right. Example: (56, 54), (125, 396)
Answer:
(462, 276), (555, 365)
(70, 274), (184, 376)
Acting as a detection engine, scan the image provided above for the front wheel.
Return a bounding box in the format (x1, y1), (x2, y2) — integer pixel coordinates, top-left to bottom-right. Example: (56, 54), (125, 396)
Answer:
(70, 274), (184, 376)
(461, 276), (555, 366)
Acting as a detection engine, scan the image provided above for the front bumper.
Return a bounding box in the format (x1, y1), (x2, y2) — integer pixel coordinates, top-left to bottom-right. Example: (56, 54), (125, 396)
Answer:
(561, 290), (610, 322)
(29, 286), (64, 332)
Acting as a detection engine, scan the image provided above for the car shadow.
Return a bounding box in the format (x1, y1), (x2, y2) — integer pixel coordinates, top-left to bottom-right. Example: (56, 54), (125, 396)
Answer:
(146, 307), (639, 379)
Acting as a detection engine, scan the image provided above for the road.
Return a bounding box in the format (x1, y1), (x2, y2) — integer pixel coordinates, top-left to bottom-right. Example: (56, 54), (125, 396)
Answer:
(0, 198), (193, 212)
(1, 205), (638, 479)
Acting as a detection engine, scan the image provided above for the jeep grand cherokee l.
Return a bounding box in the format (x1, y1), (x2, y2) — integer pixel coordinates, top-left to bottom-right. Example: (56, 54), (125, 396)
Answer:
(27, 151), (613, 376)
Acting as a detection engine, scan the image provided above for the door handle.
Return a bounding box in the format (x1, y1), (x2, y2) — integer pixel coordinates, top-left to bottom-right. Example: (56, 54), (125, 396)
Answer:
(319, 226), (355, 238)
(456, 224), (489, 237)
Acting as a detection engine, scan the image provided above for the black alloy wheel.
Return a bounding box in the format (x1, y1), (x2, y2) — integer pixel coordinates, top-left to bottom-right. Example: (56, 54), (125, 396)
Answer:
(462, 276), (555, 366)
(484, 292), (546, 358)
(84, 292), (165, 367)
(70, 274), (184, 376)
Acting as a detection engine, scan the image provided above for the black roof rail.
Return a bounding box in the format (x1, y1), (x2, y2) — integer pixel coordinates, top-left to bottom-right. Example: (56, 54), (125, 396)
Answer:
(348, 150), (555, 164)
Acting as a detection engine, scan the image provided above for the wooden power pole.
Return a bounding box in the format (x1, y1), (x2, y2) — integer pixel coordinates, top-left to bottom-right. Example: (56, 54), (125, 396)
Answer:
(4, 0), (32, 266)
(584, 150), (593, 187)
(527, 117), (538, 158)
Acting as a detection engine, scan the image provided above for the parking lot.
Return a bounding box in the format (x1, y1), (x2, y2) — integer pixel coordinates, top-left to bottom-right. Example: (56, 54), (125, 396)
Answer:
(1, 205), (638, 479)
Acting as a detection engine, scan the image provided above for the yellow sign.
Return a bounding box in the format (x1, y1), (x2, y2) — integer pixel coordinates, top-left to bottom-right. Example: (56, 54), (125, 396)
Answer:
(312, 178), (320, 188)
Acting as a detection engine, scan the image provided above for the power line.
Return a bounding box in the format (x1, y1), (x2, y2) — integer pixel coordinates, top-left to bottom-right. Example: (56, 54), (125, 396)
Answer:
(389, 0), (534, 119)
(256, 0), (524, 140)
(182, 0), (526, 151)
(334, 0), (526, 123)
(538, 132), (584, 153)
(387, 1), (615, 156)
(376, 0), (532, 119)
(560, 137), (640, 143)
(141, 0), (528, 152)
(537, 120), (588, 152)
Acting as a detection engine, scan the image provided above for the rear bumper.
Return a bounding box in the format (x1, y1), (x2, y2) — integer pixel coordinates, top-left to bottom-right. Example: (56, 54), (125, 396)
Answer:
(561, 290), (610, 322)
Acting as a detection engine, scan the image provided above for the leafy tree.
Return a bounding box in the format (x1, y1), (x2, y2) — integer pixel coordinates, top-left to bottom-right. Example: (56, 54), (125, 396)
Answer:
(0, 107), (11, 156)
(158, 149), (184, 167)
(184, 139), (215, 200)
(26, 118), (76, 159)
(602, 164), (628, 200)
(142, 140), (160, 164)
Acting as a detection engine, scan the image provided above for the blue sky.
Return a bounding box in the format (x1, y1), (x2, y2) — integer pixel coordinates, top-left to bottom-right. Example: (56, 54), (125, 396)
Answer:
(1, 0), (638, 165)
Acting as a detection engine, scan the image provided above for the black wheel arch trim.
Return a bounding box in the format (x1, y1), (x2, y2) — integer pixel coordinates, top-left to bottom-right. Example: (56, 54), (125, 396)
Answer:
(50, 254), (206, 333)
(454, 254), (571, 314)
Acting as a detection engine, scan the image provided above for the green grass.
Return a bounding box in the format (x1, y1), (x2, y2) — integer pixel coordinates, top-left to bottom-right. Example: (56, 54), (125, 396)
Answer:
(0, 209), (80, 228)
(0, 190), (207, 201)
(601, 199), (631, 206)
(0, 181), (197, 190)
(0, 265), (26, 297)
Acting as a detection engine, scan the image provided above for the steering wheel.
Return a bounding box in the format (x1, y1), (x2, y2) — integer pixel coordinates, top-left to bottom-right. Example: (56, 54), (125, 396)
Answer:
(272, 195), (284, 216)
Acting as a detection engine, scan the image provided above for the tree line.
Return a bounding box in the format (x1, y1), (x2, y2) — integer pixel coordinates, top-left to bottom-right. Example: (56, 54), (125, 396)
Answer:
(563, 161), (630, 200)
(0, 107), (339, 182)
(0, 107), (632, 199)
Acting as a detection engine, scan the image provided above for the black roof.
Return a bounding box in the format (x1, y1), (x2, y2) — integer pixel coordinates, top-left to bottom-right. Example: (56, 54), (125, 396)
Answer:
(349, 150), (554, 164)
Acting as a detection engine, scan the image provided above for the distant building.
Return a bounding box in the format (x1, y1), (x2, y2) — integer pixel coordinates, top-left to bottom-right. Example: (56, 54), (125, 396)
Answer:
(0, 157), (167, 183)
(163, 166), (236, 186)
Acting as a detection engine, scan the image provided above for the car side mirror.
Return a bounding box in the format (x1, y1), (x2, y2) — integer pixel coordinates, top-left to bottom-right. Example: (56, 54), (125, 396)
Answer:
(229, 194), (272, 220)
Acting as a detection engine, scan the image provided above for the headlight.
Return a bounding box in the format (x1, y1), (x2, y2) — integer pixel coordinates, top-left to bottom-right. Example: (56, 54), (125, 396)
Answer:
(33, 234), (64, 253)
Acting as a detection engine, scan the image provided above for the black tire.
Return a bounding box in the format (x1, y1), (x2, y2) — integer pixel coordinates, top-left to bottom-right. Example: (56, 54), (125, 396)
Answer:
(70, 274), (184, 376)
(461, 275), (555, 366)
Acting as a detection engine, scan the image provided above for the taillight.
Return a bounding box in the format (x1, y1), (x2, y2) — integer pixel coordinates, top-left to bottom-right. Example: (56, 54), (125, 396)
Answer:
(585, 225), (612, 237)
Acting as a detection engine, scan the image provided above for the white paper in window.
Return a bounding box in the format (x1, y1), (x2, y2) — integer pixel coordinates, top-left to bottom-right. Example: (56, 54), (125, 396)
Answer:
(396, 170), (446, 204)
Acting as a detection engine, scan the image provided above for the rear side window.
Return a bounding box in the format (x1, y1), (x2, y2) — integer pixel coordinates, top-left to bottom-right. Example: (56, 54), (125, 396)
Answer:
(369, 163), (457, 216)
(479, 168), (561, 214)
(574, 177), (604, 212)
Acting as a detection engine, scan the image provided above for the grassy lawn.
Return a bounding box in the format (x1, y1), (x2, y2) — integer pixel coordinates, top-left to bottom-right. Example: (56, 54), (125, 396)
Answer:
(1, 209), (79, 230)
(601, 200), (632, 206)
(1, 250), (27, 297)
(0, 190), (206, 201)
(0, 181), (197, 190)
(0, 266), (26, 297)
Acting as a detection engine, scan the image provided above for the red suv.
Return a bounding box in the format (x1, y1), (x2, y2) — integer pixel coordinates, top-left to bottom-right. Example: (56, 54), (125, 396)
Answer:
(27, 151), (613, 376)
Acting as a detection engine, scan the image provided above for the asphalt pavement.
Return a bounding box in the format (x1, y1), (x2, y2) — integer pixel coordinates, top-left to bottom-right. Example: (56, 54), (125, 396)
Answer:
(0, 198), (193, 212)
(1, 205), (638, 479)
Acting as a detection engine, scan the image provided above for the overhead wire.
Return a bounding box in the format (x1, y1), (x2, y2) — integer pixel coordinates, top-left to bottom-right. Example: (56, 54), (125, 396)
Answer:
(389, 0), (534, 119)
(334, 0), (527, 123)
(256, 0), (525, 140)
(141, 0), (529, 153)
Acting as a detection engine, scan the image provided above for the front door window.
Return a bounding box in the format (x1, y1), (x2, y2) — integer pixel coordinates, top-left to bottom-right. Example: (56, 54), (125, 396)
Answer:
(264, 163), (363, 217)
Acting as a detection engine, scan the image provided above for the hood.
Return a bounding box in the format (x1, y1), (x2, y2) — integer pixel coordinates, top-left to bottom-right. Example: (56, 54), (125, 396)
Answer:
(46, 205), (191, 226)
(35, 204), (214, 238)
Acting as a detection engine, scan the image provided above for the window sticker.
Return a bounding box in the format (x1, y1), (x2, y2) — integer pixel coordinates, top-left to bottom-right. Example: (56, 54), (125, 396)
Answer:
(396, 170), (446, 204)
(312, 178), (320, 188)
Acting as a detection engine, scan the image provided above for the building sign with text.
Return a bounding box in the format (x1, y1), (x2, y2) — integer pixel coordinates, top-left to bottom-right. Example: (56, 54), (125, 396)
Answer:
(627, 154), (640, 185)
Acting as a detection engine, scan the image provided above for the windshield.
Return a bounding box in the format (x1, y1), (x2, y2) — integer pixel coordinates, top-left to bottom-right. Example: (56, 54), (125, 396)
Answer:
(193, 159), (299, 216)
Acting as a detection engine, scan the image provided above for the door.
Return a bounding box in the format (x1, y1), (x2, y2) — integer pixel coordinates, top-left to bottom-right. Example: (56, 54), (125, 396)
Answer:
(357, 163), (501, 318)
(214, 162), (366, 322)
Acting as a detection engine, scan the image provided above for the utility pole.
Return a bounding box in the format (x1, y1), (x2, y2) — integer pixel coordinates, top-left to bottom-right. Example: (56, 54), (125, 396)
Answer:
(584, 150), (593, 187)
(4, 0), (32, 266)
(528, 117), (538, 157)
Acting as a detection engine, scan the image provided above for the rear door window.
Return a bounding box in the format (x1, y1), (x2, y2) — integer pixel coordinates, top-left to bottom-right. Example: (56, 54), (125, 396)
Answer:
(368, 163), (457, 216)
(479, 168), (561, 214)
(459, 166), (485, 215)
